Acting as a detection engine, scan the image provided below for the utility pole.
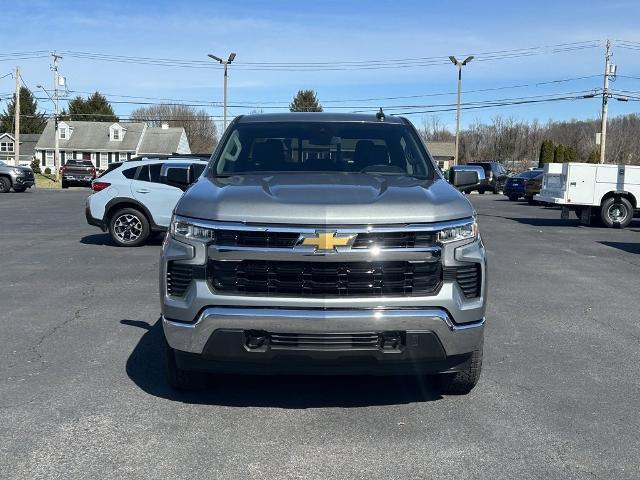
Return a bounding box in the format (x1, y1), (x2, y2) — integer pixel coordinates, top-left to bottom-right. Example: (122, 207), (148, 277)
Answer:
(207, 52), (236, 132)
(14, 66), (20, 166)
(51, 51), (63, 177)
(449, 55), (474, 166)
(600, 40), (614, 164)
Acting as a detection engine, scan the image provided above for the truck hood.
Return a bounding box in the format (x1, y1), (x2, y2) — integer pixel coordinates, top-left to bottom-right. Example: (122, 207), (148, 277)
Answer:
(175, 173), (475, 225)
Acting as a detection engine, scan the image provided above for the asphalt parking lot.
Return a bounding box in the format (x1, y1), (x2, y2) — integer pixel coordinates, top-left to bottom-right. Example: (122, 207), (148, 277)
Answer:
(1, 189), (639, 479)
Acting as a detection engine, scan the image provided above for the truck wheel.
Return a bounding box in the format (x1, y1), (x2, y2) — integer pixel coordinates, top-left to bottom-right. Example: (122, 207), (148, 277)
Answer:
(507, 195), (518, 201)
(600, 197), (633, 228)
(0, 177), (11, 193)
(435, 346), (483, 395)
(108, 207), (150, 247)
(164, 336), (207, 390)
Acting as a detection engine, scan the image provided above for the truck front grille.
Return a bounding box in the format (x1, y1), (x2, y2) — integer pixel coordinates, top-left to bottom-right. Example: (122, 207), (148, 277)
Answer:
(212, 230), (437, 249)
(269, 332), (382, 350)
(443, 263), (482, 298)
(208, 260), (442, 297)
(352, 231), (436, 249)
(215, 230), (300, 248)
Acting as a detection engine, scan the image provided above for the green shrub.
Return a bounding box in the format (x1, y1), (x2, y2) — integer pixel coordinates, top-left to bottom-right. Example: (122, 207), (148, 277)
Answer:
(44, 167), (51, 175)
(30, 158), (41, 173)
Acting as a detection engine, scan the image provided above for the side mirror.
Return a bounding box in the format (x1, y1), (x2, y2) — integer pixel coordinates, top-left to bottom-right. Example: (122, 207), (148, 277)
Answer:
(161, 164), (193, 190)
(449, 165), (486, 190)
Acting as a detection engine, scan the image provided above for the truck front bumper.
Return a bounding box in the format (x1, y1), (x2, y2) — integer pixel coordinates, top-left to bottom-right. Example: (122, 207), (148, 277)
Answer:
(163, 308), (484, 375)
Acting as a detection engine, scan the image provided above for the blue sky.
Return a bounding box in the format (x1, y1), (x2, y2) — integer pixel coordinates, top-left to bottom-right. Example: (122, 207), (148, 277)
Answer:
(1, 0), (640, 132)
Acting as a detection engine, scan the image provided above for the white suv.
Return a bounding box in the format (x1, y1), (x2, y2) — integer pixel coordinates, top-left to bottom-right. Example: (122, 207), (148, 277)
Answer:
(85, 158), (208, 246)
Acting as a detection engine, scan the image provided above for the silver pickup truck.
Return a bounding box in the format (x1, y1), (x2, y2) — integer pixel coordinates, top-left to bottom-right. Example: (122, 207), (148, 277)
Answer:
(0, 160), (35, 193)
(159, 113), (487, 394)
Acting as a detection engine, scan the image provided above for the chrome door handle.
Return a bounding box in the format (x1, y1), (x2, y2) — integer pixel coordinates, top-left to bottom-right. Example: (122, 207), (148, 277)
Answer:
(136, 189), (150, 193)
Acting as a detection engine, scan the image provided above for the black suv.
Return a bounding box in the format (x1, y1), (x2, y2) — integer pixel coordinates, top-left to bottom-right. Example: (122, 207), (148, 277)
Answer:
(463, 162), (509, 194)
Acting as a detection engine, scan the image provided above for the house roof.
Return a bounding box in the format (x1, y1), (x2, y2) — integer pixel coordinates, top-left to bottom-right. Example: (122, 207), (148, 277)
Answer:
(426, 141), (455, 158)
(137, 127), (185, 155)
(18, 134), (40, 158)
(35, 120), (146, 151)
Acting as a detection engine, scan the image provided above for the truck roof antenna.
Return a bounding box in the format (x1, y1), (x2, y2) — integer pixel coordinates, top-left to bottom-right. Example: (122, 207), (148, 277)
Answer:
(376, 107), (385, 121)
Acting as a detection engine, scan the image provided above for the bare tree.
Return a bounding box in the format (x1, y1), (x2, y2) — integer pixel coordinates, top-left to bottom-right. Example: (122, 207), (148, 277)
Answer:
(130, 104), (218, 154)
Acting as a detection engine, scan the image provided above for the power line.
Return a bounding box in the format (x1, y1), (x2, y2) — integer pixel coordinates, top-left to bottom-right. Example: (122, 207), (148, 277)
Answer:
(58, 41), (601, 71)
(60, 75), (601, 108)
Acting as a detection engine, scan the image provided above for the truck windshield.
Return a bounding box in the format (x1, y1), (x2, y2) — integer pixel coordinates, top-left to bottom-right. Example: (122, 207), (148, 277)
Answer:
(211, 122), (433, 178)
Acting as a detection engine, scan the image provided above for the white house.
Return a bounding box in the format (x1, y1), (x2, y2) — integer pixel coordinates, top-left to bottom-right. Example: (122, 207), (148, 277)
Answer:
(34, 120), (190, 170)
(0, 132), (41, 166)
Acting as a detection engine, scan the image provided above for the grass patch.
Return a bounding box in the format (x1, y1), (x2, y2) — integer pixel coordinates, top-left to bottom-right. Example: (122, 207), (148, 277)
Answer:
(35, 173), (61, 189)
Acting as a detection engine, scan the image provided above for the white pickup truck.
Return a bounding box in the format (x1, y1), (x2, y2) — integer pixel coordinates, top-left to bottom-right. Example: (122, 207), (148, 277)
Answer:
(535, 162), (639, 228)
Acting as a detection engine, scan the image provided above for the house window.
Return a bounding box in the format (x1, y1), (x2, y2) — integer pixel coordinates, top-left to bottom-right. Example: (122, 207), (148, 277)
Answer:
(45, 151), (54, 166)
(100, 152), (108, 169)
(113, 129), (120, 140)
(119, 152), (127, 162)
(0, 142), (14, 152)
(60, 128), (67, 140)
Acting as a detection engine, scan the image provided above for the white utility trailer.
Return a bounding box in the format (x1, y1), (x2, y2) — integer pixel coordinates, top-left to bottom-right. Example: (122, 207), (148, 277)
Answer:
(535, 162), (639, 228)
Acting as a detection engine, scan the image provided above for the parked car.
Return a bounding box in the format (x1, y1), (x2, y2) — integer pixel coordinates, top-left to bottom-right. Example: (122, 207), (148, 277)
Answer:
(536, 162), (640, 228)
(85, 157), (208, 246)
(61, 160), (96, 188)
(463, 161), (509, 194)
(160, 112), (487, 395)
(524, 172), (544, 204)
(0, 160), (34, 193)
(503, 169), (543, 201)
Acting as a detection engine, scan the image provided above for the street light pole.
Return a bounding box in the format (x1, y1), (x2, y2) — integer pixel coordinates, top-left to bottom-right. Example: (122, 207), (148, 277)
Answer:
(208, 52), (236, 132)
(449, 55), (474, 166)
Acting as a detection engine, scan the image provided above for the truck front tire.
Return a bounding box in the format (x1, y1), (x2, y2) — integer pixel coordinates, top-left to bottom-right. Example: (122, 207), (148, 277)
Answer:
(435, 347), (483, 395)
(600, 197), (633, 228)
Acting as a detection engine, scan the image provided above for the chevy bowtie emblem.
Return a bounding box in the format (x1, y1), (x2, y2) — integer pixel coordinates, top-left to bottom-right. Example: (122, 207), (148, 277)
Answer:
(299, 232), (355, 252)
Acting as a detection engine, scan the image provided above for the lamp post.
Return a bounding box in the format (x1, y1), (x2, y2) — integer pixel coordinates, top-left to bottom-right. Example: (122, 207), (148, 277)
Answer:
(208, 52), (236, 132)
(449, 55), (474, 166)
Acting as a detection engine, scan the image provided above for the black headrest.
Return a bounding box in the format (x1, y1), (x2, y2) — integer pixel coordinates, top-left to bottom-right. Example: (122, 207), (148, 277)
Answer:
(252, 139), (285, 170)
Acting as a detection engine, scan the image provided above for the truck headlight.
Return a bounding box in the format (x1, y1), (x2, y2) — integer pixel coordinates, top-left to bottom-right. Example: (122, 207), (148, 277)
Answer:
(170, 216), (216, 242)
(437, 220), (478, 244)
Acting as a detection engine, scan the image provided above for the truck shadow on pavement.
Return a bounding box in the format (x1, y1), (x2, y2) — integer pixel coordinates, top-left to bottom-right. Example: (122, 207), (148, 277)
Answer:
(80, 233), (165, 247)
(599, 241), (640, 255)
(121, 318), (444, 407)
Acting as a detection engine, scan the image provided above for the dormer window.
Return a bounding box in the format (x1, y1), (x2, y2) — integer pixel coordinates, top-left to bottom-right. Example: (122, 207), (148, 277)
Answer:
(58, 122), (70, 140)
(109, 123), (124, 141)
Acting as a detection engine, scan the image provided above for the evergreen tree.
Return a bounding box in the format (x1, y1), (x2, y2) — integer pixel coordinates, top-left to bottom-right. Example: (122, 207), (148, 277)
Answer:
(538, 140), (554, 167)
(587, 149), (600, 163)
(289, 90), (323, 112)
(66, 92), (118, 122)
(554, 144), (565, 163)
(0, 87), (47, 133)
(565, 145), (576, 162)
